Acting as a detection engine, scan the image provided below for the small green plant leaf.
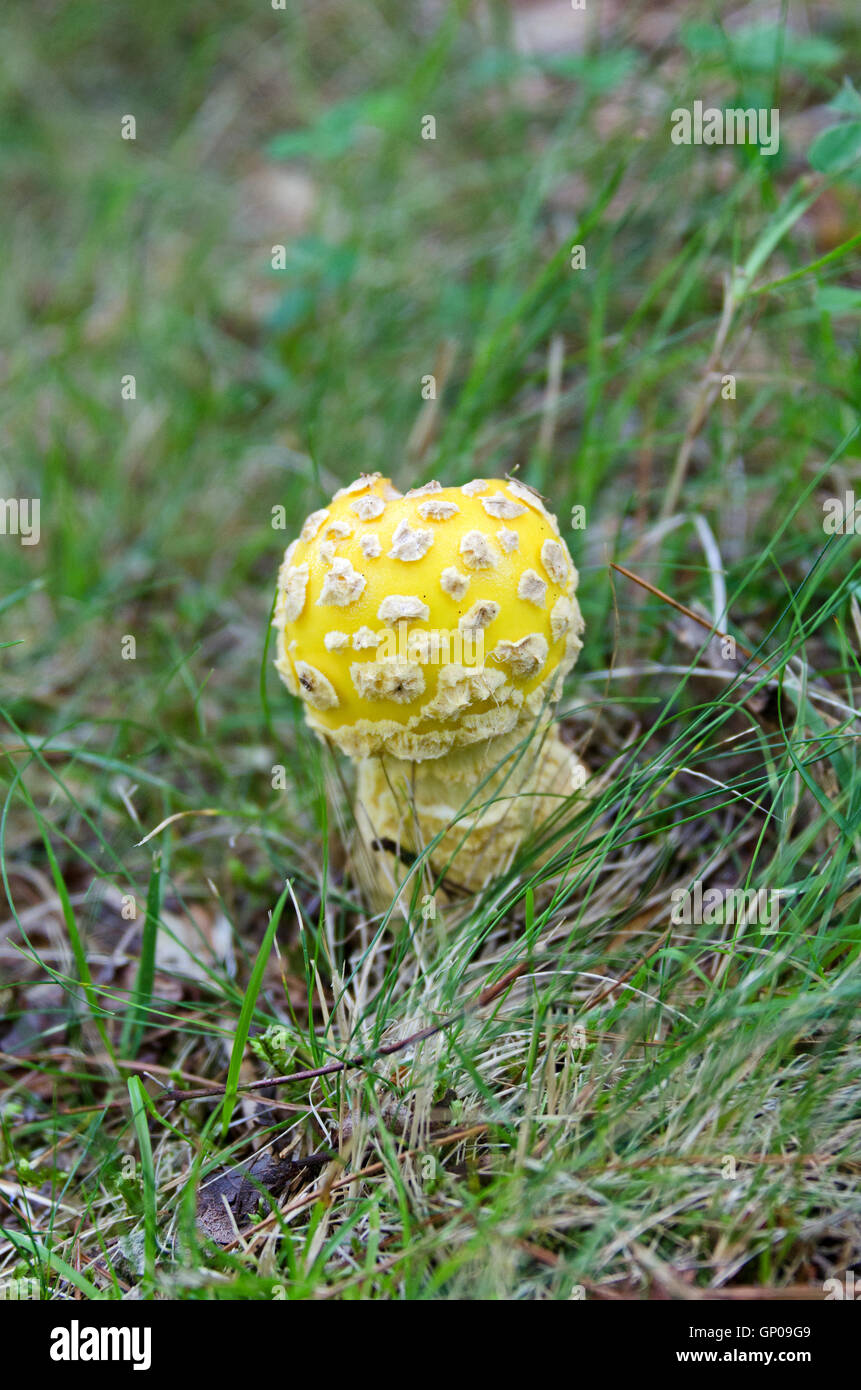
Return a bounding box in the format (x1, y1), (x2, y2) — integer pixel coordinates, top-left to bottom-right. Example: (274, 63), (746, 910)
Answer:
(828, 77), (861, 117)
(816, 285), (861, 316)
(809, 121), (861, 173)
(682, 21), (842, 73)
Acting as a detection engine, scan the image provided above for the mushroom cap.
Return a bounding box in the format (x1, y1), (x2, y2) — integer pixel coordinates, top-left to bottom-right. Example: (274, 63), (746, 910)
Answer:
(273, 474), (584, 760)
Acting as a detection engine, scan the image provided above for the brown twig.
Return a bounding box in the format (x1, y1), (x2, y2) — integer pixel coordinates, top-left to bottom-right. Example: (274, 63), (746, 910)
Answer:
(162, 959), (534, 1106)
(611, 562), (755, 660)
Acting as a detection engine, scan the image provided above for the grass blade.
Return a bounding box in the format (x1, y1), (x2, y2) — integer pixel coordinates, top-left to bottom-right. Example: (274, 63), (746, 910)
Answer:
(121, 851), (164, 1059)
(219, 883), (291, 1140)
(128, 1076), (158, 1288)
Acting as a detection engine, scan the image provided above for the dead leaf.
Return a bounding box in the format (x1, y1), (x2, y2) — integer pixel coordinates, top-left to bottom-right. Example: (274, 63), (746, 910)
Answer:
(195, 1148), (329, 1246)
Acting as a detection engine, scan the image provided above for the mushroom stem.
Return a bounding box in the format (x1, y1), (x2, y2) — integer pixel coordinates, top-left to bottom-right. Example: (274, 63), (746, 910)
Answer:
(354, 717), (587, 901)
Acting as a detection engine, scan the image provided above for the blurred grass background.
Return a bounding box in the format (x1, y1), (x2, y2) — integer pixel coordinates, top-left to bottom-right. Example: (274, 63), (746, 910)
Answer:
(1, 0), (861, 1299)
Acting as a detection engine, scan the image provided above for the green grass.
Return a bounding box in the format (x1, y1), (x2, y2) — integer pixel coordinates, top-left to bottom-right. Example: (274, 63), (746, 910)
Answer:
(1, 0), (861, 1299)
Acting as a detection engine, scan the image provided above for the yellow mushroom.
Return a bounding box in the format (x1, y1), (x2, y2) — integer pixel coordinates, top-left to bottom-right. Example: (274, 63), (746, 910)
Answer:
(273, 474), (587, 899)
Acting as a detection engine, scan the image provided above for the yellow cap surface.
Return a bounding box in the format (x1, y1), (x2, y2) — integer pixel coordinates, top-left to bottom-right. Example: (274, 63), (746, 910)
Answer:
(273, 475), (584, 760)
